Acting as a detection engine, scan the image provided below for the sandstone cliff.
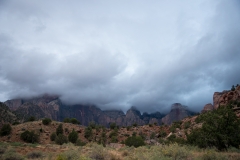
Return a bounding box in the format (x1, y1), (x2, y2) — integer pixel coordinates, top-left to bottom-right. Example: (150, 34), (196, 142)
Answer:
(4, 95), (166, 126)
(213, 85), (240, 109)
(161, 103), (195, 125)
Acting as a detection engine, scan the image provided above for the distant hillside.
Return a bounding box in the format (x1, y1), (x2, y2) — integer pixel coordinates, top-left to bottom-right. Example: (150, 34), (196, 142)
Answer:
(0, 102), (18, 126)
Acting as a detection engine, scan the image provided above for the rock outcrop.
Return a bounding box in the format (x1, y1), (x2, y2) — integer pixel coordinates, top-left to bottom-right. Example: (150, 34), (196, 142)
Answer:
(0, 102), (18, 127)
(161, 103), (195, 125)
(201, 103), (214, 113)
(213, 86), (240, 109)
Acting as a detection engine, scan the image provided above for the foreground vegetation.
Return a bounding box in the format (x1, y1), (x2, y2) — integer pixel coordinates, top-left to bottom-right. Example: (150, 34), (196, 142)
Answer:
(0, 141), (240, 160)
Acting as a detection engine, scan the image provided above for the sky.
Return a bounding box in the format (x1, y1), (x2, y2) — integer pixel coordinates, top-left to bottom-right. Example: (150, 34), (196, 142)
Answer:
(0, 0), (240, 113)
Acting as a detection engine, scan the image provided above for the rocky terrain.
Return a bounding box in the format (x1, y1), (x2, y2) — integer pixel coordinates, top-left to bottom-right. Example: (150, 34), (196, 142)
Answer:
(2, 95), (195, 126)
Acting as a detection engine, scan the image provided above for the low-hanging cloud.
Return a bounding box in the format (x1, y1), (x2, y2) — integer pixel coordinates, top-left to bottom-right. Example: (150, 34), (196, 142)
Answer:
(0, 0), (240, 113)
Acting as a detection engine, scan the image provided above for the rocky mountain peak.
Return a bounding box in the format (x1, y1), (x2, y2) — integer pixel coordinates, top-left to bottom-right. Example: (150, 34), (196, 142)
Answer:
(161, 103), (195, 125)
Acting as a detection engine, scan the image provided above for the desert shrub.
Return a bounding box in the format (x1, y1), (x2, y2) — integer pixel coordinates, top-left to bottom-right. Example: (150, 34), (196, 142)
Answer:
(20, 130), (39, 143)
(109, 122), (116, 129)
(68, 129), (78, 143)
(127, 126), (131, 131)
(150, 132), (156, 139)
(55, 134), (68, 145)
(139, 131), (146, 140)
(149, 124), (153, 127)
(0, 124), (12, 136)
(63, 118), (70, 123)
(76, 139), (86, 146)
(84, 126), (93, 141)
(125, 136), (145, 147)
(70, 118), (80, 124)
(56, 124), (63, 135)
(109, 129), (118, 138)
(27, 151), (44, 159)
(132, 123), (138, 127)
(50, 132), (57, 141)
(98, 132), (107, 146)
(42, 118), (52, 125)
(161, 143), (191, 160)
(159, 130), (167, 138)
(88, 121), (96, 129)
(169, 125), (176, 132)
(12, 122), (20, 125)
(89, 144), (107, 160)
(0, 146), (6, 155)
(110, 136), (118, 143)
(27, 116), (36, 122)
(2, 149), (24, 160)
(184, 121), (191, 129)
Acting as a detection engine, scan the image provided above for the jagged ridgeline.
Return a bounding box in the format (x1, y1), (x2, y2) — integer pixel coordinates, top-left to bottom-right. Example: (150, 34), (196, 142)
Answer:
(3, 95), (196, 126)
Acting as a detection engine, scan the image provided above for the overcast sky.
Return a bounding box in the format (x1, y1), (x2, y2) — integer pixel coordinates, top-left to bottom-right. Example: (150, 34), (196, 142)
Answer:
(0, 0), (240, 113)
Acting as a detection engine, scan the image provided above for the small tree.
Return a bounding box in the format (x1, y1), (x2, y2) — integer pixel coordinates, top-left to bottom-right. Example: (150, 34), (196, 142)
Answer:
(55, 134), (68, 145)
(187, 105), (240, 150)
(56, 124), (63, 135)
(0, 124), (12, 136)
(84, 126), (93, 141)
(68, 129), (78, 143)
(50, 132), (57, 141)
(42, 118), (52, 125)
(21, 131), (39, 143)
(27, 116), (36, 122)
(125, 136), (145, 147)
(70, 118), (80, 124)
(110, 122), (116, 129)
(63, 118), (70, 123)
(231, 85), (235, 91)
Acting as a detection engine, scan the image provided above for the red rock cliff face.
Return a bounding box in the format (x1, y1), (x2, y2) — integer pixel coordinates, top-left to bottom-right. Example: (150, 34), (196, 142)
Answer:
(161, 103), (195, 125)
(213, 86), (240, 109)
(4, 96), (165, 126)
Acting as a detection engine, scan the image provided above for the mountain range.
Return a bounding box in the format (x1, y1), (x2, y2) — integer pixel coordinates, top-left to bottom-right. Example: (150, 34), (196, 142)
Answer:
(1, 95), (195, 126)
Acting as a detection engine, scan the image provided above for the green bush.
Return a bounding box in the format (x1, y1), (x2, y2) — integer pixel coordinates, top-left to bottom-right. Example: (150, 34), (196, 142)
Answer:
(184, 121), (191, 129)
(56, 124), (63, 135)
(42, 118), (52, 125)
(27, 116), (36, 122)
(150, 132), (156, 139)
(20, 130), (39, 143)
(0, 124), (12, 136)
(63, 118), (70, 123)
(50, 132), (57, 141)
(110, 122), (116, 129)
(68, 129), (78, 143)
(84, 126), (93, 141)
(187, 105), (240, 150)
(76, 139), (86, 146)
(159, 130), (167, 138)
(55, 134), (68, 145)
(125, 136), (145, 147)
(70, 118), (80, 124)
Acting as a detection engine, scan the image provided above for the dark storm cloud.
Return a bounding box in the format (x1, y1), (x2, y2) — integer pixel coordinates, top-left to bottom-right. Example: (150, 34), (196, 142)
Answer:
(0, 0), (240, 113)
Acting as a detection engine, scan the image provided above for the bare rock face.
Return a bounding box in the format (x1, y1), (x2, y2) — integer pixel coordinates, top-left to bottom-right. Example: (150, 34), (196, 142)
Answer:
(4, 95), (165, 126)
(201, 103), (214, 113)
(161, 103), (195, 125)
(0, 102), (18, 126)
(4, 99), (23, 111)
(125, 107), (145, 126)
(213, 86), (240, 109)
